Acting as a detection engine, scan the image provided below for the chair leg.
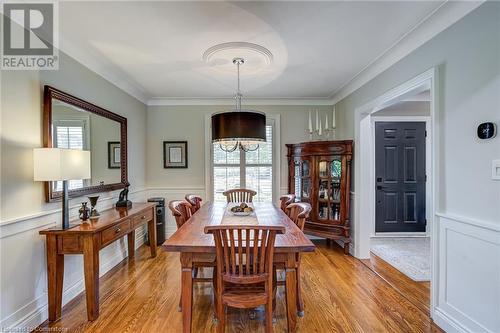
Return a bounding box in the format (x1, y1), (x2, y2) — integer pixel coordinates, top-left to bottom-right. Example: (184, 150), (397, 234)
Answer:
(265, 301), (273, 333)
(178, 295), (182, 312)
(217, 304), (225, 333)
(296, 262), (304, 316)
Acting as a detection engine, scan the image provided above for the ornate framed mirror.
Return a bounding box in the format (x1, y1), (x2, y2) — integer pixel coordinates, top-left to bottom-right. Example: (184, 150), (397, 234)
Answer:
(43, 85), (128, 202)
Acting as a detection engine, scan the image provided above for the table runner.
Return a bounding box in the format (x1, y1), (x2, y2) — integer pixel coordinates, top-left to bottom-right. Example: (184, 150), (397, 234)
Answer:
(221, 203), (259, 225)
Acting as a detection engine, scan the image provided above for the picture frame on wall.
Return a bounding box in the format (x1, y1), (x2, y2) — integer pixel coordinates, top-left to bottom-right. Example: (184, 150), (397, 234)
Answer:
(163, 141), (188, 168)
(108, 141), (121, 169)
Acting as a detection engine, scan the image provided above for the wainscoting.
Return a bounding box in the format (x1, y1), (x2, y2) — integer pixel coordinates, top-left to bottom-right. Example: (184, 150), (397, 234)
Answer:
(434, 213), (500, 333)
(0, 188), (149, 330)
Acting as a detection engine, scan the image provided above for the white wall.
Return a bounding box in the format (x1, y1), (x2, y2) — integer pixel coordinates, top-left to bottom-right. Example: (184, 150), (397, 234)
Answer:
(0, 51), (148, 328)
(334, 3), (500, 332)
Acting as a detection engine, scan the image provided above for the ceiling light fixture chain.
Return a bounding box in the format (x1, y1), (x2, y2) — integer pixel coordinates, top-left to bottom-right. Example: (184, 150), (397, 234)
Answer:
(233, 57), (244, 111)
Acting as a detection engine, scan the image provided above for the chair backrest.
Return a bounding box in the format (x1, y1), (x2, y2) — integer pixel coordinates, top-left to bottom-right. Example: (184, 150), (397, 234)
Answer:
(222, 189), (257, 203)
(286, 202), (311, 231)
(168, 200), (192, 229)
(279, 194), (296, 214)
(205, 225), (285, 284)
(184, 194), (202, 214)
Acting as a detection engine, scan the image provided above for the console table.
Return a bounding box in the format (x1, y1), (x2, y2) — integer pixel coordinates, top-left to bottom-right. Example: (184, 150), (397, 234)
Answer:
(39, 202), (157, 322)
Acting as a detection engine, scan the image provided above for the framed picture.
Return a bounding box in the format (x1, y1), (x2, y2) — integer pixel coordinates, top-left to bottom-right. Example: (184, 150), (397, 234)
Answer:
(108, 141), (121, 169)
(163, 141), (188, 168)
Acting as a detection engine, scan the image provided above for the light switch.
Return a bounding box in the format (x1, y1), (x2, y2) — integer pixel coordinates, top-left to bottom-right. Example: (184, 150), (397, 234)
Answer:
(493, 160), (500, 180)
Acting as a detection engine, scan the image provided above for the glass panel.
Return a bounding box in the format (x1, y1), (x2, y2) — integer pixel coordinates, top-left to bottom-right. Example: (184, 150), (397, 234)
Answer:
(330, 203), (341, 221)
(213, 143), (240, 164)
(302, 178), (311, 199)
(301, 160), (310, 177)
(246, 166), (272, 203)
(318, 179), (328, 200)
(318, 202), (328, 220)
(318, 161), (328, 178)
(294, 161), (301, 200)
(246, 125), (272, 164)
(330, 158), (342, 182)
(213, 166), (240, 202)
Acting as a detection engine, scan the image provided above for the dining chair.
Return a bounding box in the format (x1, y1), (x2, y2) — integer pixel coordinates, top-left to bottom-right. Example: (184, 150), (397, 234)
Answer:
(279, 194), (295, 214)
(185, 194), (202, 215)
(168, 200), (215, 311)
(222, 188), (257, 203)
(205, 225), (285, 333)
(276, 202), (311, 317)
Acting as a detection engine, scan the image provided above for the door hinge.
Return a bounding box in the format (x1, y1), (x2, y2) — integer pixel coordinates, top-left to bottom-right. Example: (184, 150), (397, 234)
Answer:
(425, 174), (427, 182)
(425, 130), (427, 137)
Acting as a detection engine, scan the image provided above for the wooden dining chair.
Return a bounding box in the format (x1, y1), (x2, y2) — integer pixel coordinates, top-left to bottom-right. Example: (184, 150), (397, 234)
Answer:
(205, 225), (285, 333)
(168, 200), (215, 311)
(279, 194), (295, 214)
(276, 202), (311, 317)
(185, 194), (202, 215)
(222, 188), (257, 203)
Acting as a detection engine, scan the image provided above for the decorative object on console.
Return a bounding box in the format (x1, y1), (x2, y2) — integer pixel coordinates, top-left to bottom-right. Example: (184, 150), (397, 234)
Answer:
(163, 141), (188, 168)
(477, 122), (496, 139)
(116, 182), (132, 208)
(211, 57), (266, 152)
(79, 202), (90, 221)
(108, 141), (121, 169)
(88, 195), (100, 219)
(33, 148), (91, 229)
(287, 140), (353, 254)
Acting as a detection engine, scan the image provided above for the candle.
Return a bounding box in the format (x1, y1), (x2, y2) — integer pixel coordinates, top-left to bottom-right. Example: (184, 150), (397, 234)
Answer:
(308, 110), (312, 132)
(325, 113), (329, 130)
(316, 109), (319, 131)
(318, 117), (322, 136)
(332, 106), (336, 129)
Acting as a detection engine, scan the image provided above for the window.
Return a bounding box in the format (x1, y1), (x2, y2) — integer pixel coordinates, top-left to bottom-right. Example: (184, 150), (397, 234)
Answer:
(53, 120), (87, 191)
(213, 124), (273, 202)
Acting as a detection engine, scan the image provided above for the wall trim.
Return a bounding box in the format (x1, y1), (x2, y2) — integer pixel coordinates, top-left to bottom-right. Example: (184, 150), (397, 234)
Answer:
(436, 212), (500, 233)
(148, 97), (334, 106)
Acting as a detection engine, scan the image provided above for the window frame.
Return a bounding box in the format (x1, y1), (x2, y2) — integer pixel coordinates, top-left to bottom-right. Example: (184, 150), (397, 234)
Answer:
(205, 113), (280, 204)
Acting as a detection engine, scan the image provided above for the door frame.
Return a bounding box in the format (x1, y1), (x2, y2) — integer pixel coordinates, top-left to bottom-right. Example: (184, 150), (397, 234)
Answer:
(371, 116), (431, 237)
(352, 67), (439, 320)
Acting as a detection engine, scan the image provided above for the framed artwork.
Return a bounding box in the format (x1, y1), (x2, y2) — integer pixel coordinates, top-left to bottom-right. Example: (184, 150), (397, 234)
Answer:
(108, 141), (121, 169)
(163, 141), (188, 168)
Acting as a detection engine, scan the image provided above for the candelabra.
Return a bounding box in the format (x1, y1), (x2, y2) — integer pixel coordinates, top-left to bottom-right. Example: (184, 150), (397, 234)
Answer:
(306, 107), (336, 141)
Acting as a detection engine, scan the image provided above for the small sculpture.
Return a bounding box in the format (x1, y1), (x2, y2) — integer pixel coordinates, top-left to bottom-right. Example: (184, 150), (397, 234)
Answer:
(88, 196), (100, 219)
(79, 202), (90, 221)
(116, 183), (132, 208)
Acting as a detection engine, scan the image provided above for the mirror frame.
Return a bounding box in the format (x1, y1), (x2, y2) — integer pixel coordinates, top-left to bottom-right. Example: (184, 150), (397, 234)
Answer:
(43, 85), (128, 202)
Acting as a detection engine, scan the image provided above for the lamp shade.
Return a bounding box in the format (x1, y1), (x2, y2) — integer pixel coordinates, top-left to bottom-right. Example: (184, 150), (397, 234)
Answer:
(211, 110), (266, 144)
(34, 148), (91, 181)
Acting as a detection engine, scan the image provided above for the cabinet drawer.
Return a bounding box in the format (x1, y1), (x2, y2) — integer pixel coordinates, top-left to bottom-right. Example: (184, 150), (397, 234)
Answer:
(132, 209), (154, 227)
(101, 219), (131, 246)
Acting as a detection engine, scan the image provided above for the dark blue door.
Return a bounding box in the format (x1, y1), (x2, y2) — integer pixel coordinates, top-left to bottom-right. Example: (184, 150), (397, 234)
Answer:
(375, 122), (426, 232)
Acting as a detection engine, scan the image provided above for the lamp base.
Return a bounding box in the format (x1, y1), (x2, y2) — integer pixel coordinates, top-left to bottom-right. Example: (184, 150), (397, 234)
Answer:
(61, 180), (70, 229)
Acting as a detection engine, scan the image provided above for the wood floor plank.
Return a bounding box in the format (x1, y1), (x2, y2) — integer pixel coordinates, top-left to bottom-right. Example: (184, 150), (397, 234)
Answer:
(36, 240), (442, 332)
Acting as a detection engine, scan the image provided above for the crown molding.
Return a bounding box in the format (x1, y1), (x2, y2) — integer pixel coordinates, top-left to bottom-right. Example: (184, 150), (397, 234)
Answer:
(147, 97), (334, 106)
(329, 1), (484, 104)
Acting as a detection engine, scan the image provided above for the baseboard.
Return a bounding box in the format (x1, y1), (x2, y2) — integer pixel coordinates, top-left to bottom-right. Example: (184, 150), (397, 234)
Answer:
(434, 307), (469, 333)
(3, 229), (147, 330)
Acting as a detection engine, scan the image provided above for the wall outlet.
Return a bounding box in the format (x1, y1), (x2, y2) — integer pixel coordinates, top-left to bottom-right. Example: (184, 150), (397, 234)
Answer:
(492, 160), (500, 180)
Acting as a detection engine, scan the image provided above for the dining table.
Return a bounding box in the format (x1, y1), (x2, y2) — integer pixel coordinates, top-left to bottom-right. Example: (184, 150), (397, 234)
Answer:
(163, 201), (316, 333)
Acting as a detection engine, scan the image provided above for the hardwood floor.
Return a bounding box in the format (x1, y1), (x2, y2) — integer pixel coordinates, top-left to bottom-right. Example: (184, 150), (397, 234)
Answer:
(37, 240), (443, 332)
(360, 253), (431, 315)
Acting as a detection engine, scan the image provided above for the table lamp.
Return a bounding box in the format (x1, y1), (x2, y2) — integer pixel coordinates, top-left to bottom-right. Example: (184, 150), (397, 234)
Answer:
(34, 148), (91, 229)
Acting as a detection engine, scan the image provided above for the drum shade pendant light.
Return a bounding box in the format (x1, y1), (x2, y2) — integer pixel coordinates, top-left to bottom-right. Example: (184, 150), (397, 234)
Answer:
(211, 58), (266, 152)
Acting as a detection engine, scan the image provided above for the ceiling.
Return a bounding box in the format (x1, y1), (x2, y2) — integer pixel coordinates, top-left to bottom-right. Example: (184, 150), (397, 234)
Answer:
(58, 1), (447, 103)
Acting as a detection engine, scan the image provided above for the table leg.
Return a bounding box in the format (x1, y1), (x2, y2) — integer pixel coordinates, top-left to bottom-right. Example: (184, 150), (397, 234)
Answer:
(285, 253), (298, 332)
(296, 254), (304, 316)
(83, 234), (100, 321)
(148, 216), (157, 257)
(180, 253), (193, 333)
(46, 235), (64, 321)
(127, 230), (135, 260)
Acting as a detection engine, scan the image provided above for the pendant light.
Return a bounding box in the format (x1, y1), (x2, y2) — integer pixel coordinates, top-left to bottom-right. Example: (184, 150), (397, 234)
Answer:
(211, 58), (266, 152)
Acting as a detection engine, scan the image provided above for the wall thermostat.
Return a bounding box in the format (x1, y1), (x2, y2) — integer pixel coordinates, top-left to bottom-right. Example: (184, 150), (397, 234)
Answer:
(477, 122), (496, 139)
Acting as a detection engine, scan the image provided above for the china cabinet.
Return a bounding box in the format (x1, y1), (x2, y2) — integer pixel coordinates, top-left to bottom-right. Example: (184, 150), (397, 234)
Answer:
(286, 140), (353, 254)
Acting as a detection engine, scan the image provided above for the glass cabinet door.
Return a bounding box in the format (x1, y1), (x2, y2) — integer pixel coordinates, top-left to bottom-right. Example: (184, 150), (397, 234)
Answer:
(298, 159), (311, 201)
(329, 157), (342, 221)
(294, 160), (302, 200)
(317, 160), (329, 220)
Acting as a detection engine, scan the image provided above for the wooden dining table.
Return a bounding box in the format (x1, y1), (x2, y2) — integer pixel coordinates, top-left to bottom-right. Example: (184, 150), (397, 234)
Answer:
(163, 201), (316, 333)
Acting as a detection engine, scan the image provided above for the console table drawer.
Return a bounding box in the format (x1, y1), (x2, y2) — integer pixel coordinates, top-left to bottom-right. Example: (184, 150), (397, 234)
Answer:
(101, 219), (131, 246)
(132, 209), (153, 227)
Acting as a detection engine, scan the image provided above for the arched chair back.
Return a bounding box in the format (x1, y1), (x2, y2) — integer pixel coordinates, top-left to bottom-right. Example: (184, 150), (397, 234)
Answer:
(286, 202), (311, 231)
(279, 194), (296, 214)
(222, 188), (257, 203)
(168, 200), (192, 229)
(184, 194), (202, 214)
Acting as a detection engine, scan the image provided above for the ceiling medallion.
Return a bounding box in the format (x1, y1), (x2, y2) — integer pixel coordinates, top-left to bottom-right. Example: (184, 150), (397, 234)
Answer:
(203, 42), (273, 70)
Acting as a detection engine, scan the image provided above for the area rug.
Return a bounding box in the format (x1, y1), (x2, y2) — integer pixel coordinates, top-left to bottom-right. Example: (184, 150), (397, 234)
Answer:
(370, 237), (430, 281)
